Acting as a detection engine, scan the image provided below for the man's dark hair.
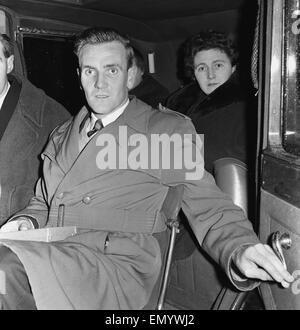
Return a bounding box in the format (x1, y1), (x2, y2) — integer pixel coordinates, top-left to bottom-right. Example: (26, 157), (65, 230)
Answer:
(184, 30), (238, 80)
(0, 34), (14, 57)
(74, 27), (134, 69)
(132, 47), (145, 74)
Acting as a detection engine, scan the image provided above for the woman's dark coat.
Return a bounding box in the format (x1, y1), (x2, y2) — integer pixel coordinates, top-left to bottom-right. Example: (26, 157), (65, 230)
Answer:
(166, 73), (256, 173)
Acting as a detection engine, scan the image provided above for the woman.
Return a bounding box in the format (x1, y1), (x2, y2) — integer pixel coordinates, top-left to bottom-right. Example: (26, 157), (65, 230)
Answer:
(166, 30), (256, 173)
(164, 31), (258, 310)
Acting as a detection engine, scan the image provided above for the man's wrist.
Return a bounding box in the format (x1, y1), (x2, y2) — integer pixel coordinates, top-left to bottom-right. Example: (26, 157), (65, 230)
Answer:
(10, 216), (39, 229)
(230, 244), (253, 282)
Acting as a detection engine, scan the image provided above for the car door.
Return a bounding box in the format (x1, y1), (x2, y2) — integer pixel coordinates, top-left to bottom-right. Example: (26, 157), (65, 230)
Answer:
(259, 0), (300, 310)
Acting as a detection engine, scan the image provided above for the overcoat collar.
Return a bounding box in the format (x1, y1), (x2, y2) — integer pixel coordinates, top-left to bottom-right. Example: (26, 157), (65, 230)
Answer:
(0, 74), (47, 164)
(188, 71), (250, 117)
(52, 96), (152, 183)
(117, 96), (150, 134)
(9, 73), (46, 129)
(78, 96), (150, 135)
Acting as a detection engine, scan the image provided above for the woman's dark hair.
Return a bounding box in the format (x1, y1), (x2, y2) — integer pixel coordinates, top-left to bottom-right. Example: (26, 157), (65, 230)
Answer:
(183, 30), (239, 80)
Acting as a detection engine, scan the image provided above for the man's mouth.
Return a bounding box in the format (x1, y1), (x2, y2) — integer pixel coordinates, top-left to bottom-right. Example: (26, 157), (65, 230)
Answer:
(95, 94), (109, 99)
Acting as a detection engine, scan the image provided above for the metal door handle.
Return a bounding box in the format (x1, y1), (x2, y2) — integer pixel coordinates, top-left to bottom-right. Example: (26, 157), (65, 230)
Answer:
(271, 231), (292, 269)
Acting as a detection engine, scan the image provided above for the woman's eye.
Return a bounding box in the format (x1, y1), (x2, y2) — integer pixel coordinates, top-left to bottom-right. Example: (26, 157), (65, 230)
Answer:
(215, 63), (224, 69)
(197, 66), (206, 72)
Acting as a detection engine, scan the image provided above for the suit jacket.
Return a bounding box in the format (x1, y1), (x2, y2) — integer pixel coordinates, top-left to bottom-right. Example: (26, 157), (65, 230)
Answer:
(0, 74), (70, 225)
(3, 97), (259, 310)
(129, 74), (170, 108)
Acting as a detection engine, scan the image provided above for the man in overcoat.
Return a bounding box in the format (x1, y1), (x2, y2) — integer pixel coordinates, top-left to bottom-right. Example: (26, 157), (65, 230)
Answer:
(0, 34), (70, 225)
(0, 27), (293, 310)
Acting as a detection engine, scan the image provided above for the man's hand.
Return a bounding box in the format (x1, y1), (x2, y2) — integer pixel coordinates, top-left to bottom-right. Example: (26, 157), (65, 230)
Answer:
(233, 243), (294, 288)
(0, 217), (34, 232)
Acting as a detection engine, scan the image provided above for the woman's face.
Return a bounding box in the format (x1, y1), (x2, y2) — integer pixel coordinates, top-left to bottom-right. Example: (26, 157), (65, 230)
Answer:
(193, 48), (235, 95)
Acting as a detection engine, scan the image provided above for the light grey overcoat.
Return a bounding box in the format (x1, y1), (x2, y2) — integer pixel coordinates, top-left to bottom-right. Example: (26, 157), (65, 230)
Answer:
(0, 98), (259, 309)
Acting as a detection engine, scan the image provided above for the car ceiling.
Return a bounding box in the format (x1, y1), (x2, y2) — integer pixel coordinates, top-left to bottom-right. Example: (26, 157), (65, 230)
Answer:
(29, 0), (248, 21)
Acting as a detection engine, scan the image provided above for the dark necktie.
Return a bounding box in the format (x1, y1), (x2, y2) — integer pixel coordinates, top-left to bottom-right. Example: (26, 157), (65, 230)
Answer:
(87, 119), (103, 137)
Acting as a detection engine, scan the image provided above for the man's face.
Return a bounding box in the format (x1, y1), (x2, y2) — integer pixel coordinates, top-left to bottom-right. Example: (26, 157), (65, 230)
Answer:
(0, 42), (14, 97)
(78, 41), (134, 116)
(193, 48), (235, 95)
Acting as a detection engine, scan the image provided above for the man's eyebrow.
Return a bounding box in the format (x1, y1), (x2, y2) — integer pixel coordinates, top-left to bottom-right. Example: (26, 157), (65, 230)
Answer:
(81, 64), (96, 70)
(104, 63), (123, 70)
(80, 63), (123, 71)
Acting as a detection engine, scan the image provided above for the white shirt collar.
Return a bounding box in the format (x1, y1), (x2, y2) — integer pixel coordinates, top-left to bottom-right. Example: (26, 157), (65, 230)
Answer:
(80, 99), (130, 152)
(90, 98), (129, 128)
(0, 82), (10, 110)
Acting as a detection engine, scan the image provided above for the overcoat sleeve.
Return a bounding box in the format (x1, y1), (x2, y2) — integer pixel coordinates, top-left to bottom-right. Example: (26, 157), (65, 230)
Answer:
(7, 130), (58, 228)
(159, 117), (260, 290)
(8, 177), (49, 228)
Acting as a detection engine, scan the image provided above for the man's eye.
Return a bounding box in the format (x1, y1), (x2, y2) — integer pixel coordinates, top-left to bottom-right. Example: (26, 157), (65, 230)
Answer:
(84, 68), (95, 76)
(108, 68), (118, 75)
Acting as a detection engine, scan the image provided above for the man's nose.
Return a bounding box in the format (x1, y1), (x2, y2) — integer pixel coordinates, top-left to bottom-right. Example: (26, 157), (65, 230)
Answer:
(94, 73), (107, 89)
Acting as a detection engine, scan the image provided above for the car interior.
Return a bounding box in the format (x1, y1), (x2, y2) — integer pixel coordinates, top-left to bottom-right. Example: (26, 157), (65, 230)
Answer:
(0, 0), (298, 310)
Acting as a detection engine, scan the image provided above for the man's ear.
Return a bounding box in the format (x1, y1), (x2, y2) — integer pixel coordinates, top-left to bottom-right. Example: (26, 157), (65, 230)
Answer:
(127, 66), (137, 90)
(6, 55), (14, 74)
(232, 65), (236, 74)
(77, 68), (83, 90)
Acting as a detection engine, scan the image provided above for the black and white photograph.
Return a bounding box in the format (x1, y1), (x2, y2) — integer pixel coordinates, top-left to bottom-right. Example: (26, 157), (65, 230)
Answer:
(0, 0), (298, 315)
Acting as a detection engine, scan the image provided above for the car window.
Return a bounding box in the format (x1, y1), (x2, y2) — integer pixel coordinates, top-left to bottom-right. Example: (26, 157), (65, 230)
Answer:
(283, 0), (300, 156)
(22, 34), (85, 115)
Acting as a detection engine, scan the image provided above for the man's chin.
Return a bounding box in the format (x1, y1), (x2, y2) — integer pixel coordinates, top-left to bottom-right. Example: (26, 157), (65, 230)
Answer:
(88, 102), (111, 115)
(91, 109), (110, 116)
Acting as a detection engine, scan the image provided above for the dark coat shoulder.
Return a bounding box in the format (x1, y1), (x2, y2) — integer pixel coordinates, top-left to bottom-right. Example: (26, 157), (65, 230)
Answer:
(130, 74), (170, 109)
(164, 81), (205, 115)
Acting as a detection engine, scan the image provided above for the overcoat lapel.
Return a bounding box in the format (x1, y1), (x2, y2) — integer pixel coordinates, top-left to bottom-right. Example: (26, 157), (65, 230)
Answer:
(51, 98), (151, 193)
(0, 83), (40, 163)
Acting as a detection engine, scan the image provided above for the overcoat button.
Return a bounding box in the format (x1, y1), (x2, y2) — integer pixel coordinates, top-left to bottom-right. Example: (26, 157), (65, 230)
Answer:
(57, 192), (64, 199)
(82, 196), (91, 204)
